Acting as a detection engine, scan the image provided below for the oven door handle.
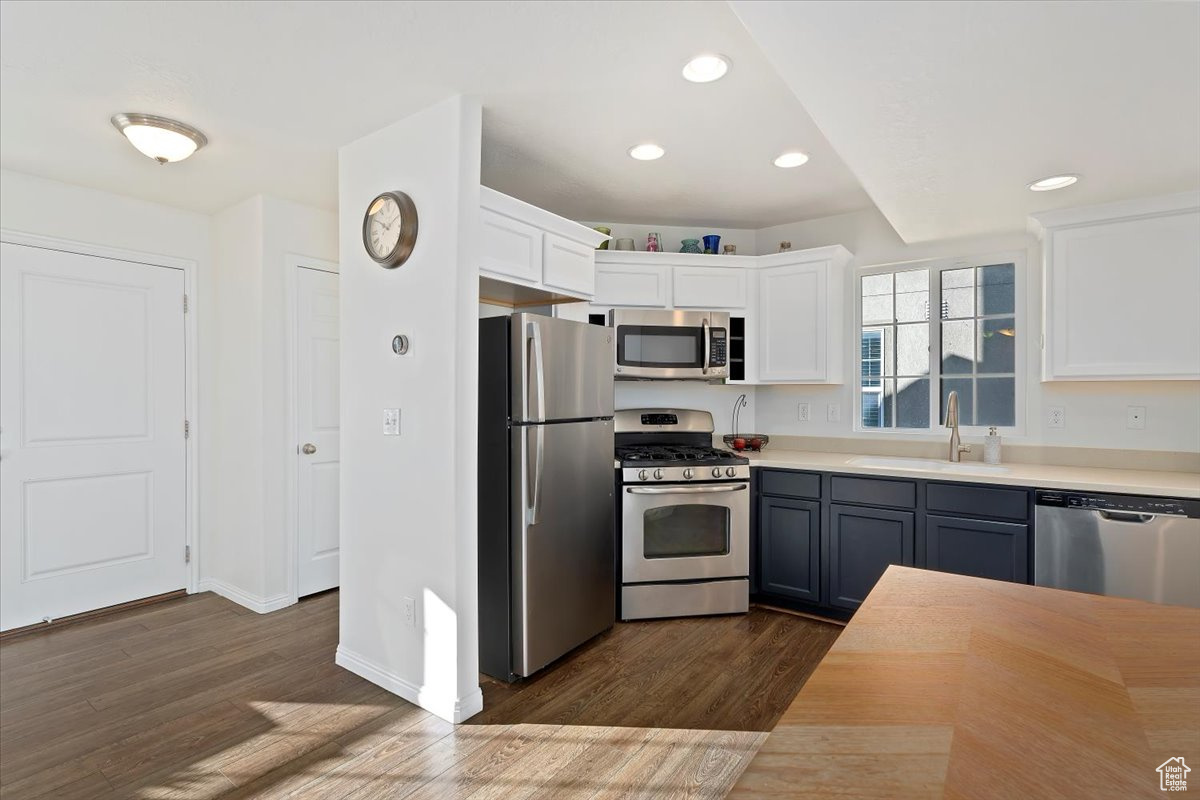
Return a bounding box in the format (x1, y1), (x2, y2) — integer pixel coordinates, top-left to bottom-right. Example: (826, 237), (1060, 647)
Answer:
(626, 484), (747, 495)
(701, 317), (710, 376)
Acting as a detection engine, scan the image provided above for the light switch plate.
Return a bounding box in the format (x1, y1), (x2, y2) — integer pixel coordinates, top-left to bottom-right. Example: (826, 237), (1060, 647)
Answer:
(383, 408), (400, 436)
(827, 404), (841, 423)
(1127, 406), (1146, 430)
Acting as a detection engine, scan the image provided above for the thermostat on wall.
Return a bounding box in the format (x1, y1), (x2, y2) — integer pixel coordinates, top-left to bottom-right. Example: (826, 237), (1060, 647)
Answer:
(392, 334), (410, 356)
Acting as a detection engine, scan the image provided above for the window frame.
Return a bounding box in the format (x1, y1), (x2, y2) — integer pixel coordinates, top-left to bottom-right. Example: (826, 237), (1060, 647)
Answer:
(852, 251), (1027, 437)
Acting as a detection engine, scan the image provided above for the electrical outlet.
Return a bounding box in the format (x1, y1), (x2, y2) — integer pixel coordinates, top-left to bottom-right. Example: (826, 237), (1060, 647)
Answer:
(403, 596), (416, 627)
(1127, 406), (1147, 430)
(1047, 406), (1065, 428)
(383, 408), (400, 436)
(797, 403), (811, 422)
(827, 404), (841, 423)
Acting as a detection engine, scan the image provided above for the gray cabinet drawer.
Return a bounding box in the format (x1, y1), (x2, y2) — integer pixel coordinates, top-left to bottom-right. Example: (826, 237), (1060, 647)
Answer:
(831, 476), (917, 509)
(760, 469), (821, 499)
(926, 482), (1029, 522)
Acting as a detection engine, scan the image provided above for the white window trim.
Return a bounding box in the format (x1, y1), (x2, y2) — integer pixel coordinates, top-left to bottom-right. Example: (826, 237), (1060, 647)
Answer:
(851, 251), (1027, 438)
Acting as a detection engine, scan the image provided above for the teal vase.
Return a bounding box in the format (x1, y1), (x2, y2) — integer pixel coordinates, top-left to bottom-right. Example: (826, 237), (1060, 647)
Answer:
(680, 239), (702, 254)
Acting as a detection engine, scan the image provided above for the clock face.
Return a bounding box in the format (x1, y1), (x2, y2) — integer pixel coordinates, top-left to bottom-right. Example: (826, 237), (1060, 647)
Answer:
(366, 195), (403, 259)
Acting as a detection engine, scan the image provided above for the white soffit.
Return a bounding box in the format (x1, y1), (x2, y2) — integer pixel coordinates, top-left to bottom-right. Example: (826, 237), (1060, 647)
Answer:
(731, 0), (1200, 242)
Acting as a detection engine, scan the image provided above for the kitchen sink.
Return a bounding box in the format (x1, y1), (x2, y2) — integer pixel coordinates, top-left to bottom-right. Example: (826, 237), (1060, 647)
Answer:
(847, 455), (1012, 475)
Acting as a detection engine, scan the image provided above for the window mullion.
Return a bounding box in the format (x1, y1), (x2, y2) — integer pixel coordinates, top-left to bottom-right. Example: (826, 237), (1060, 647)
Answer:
(929, 268), (941, 431)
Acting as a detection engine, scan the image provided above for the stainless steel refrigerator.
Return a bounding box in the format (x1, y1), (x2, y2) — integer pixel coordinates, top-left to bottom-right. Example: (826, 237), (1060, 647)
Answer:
(478, 313), (615, 681)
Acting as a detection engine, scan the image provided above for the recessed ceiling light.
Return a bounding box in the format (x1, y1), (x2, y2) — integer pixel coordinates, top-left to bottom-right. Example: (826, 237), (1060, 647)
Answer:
(111, 113), (208, 164)
(1028, 174), (1079, 192)
(682, 54), (730, 83)
(628, 143), (665, 161)
(773, 151), (810, 168)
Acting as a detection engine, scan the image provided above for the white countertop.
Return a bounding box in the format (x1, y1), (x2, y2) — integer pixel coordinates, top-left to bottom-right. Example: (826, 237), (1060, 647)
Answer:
(740, 448), (1200, 499)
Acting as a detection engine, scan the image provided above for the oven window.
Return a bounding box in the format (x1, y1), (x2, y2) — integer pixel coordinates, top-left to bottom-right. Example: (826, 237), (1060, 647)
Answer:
(618, 325), (701, 368)
(643, 505), (730, 558)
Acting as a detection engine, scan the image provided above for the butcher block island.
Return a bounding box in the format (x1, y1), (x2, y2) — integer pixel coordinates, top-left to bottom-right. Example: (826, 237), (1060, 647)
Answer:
(732, 566), (1200, 799)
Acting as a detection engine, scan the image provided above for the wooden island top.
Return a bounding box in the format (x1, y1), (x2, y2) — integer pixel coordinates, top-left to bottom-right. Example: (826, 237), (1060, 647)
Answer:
(731, 566), (1200, 799)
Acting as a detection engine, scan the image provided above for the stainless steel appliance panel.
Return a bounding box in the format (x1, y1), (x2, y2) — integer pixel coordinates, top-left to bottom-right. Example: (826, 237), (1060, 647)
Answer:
(610, 309), (729, 381)
(622, 481), (749, 583)
(511, 418), (615, 676)
(510, 313), (614, 424)
(1035, 499), (1200, 608)
(622, 578), (749, 621)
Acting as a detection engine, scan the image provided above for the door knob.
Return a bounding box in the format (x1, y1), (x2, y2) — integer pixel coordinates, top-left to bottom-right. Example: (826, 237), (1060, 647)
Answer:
(301, 443), (317, 455)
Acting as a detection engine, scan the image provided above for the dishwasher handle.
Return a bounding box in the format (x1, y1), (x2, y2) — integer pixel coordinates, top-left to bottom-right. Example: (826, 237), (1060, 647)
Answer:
(1097, 509), (1156, 524)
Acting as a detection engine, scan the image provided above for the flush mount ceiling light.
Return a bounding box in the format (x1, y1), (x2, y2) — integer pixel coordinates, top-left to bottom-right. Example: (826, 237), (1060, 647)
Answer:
(628, 143), (665, 161)
(773, 151), (810, 168)
(682, 54), (730, 83)
(110, 113), (208, 164)
(1028, 174), (1079, 192)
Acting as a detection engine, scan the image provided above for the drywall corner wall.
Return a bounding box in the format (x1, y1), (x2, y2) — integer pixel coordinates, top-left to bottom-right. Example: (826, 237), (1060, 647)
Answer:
(337, 95), (483, 724)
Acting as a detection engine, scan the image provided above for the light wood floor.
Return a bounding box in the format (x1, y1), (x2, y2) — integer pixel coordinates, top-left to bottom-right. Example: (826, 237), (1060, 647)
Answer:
(0, 591), (840, 799)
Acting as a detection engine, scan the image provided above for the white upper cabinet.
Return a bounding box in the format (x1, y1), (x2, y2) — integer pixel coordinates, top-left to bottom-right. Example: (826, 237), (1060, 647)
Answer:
(593, 259), (671, 307)
(672, 264), (748, 309)
(479, 187), (607, 300)
(755, 248), (848, 383)
(480, 209), (542, 285)
(1031, 192), (1200, 381)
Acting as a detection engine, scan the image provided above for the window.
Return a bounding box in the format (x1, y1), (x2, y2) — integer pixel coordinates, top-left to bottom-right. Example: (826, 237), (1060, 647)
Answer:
(857, 257), (1020, 432)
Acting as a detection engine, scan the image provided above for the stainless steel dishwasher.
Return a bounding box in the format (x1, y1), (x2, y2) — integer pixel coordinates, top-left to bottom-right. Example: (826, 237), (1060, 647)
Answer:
(1034, 490), (1200, 608)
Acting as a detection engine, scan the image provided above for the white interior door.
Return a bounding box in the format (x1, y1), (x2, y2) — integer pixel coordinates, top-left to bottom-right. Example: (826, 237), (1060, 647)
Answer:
(0, 242), (187, 631)
(296, 266), (340, 597)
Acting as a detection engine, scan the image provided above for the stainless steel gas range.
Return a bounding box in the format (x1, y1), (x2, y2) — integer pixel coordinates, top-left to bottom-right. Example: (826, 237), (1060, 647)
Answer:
(615, 409), (750, 621)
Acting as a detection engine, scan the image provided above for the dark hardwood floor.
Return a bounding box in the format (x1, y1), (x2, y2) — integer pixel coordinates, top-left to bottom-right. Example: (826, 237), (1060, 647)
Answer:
(0, 591), (840, 799)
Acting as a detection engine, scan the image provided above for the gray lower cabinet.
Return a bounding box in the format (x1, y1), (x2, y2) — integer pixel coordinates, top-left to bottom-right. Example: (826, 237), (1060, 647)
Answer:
(828, 504), (915, 611)
(926, 515), (1029, 583)
(759, 496), (820, 603)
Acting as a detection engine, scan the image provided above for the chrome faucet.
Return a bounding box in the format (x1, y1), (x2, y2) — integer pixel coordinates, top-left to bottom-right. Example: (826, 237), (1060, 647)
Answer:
(944, 390), (972, 462)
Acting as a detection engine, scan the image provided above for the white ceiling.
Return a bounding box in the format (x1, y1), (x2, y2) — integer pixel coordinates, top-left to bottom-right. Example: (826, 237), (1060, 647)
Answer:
(0, 1), (871, 228)
(731, 0), (1200, 242)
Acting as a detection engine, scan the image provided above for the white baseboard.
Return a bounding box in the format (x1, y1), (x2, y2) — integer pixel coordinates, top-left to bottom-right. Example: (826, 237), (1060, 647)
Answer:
(198, 578), (294, 615)
(335, 644), (483, 724)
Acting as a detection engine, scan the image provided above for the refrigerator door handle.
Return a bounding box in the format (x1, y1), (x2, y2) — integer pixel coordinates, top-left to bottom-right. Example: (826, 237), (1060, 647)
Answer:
(526, 319), (546, 422)
(526, 424), (545, 525)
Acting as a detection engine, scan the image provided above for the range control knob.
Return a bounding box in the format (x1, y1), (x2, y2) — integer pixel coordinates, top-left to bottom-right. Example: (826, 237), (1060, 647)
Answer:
(638, 469), (648, 481)
(683, 468), (694, 480)
(653, 468), (665, 480)
(712, 467), (722, 478)
(725, 466), (737, 478)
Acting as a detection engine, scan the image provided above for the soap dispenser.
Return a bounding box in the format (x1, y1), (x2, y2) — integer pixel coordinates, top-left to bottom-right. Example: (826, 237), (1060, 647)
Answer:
(984, 426), (1002, 465)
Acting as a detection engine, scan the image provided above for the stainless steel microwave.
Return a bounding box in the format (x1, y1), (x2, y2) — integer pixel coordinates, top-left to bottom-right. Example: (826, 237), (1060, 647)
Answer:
(609, 309), (729, 381)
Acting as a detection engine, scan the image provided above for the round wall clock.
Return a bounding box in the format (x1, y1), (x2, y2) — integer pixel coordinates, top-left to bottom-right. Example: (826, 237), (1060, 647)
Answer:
(362, 191), (418, 268)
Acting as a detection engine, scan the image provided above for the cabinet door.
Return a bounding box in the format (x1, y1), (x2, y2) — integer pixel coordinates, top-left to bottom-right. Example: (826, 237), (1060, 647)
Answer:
(757, 259), (840, 382)
(926, 515), (1028, 584)
(828, 504), (914, 611)
(542, 234), (595, 298)
(758, 496), (820, 603)
(480, 209), (543, 284)
(1045, 208), (1200, 380)
(593, 263), (670, 307)
(673, 266), (747, 309)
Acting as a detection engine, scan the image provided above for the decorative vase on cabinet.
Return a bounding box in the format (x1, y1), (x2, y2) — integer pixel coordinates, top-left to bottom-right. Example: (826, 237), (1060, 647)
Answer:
(681, 238), (702, 254)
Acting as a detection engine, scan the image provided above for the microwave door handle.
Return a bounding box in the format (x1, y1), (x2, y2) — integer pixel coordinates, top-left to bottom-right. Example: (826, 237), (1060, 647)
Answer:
(701, 317), (710, 376)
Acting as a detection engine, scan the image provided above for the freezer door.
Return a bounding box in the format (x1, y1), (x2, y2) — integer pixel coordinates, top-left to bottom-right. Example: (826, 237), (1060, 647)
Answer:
(510, 313), (614, 423)
(510, 418), (615, 676)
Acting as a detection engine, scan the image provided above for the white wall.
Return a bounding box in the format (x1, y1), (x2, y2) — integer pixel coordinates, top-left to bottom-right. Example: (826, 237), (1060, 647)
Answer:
(207, 195), (338, 609)
(337, 95), (483, 724)
(0, 168), (220, 582)
(615, 382), (756, 437)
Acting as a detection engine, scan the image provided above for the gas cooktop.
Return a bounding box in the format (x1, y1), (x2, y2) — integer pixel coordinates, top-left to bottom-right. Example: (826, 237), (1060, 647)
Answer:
(616, 444), (748, 468)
